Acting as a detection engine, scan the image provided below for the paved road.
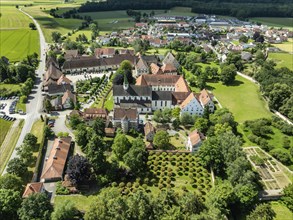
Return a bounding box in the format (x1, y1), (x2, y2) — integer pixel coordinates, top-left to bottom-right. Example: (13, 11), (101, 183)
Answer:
(2, 8), (47, 175)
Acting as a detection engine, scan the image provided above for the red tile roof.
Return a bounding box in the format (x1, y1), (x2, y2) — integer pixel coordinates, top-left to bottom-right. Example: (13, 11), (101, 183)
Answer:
(22, 182), (44, 198)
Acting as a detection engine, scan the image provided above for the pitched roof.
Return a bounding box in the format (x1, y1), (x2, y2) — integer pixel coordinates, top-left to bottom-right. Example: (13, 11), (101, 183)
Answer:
(94, 48), (115, 57)
(48, 84), (72, 95)
(45, 63), (63, 82)
(161, 63), (177, 73)
(136, 75), (189, 92)
(152, 91), (172, 101)
(150, 63), (161, 74)
(22, 182), (44, 198)
(199, 89), (212, 106)
(136, 58), (149, 70)
(144, 122), (155, 135)
(140, 55), (159, 65)
(180, 92), (197, 109)
(113, 85), (152, 97)
(57, 74), (72, 85)
(162, 52), (179, 67)
(172, 92), (191, 105)
(113, 108), (138, 120)
(41, 137), (72, 181)
(83, 108), (108, 119)
(62, 90), (76, 105)
(189, 130), (204, 146)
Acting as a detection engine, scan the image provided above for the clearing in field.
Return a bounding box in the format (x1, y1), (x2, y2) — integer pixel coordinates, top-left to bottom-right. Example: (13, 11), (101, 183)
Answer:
(207, 75), (272, 123)
(0, 6), (40, 61)
(268, 52), (293, 70)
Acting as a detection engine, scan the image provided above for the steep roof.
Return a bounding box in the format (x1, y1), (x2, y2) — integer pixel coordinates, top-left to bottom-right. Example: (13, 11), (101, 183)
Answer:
(161, 63), (177, 73)
(41, 137), (72, 181)
(57, 74), (72, 85)
(62, 90), (76, 105)
(189, 130), (204, 147)
(113, 108), (138, 120)
(113, 85), (152, 97)
(172, 92), (191, 105)
(162, 52), (179, 67)
(144, 122), (155, 135)
(64, 50), (79, 60)
(95, 48), (115, 57)
(180, 92), (197, 109)
(22, 182), (44, 198)
(45, 63), (63, 82)
(48, 84), (72, 95)
(136, 58), (149, 70)
(150, 63), (161, 74)
(199, 89), (212, 106)
(83, 108), (108, 119)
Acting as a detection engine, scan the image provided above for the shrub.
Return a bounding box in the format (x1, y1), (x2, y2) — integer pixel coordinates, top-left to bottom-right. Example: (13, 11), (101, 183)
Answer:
(119, 182), (125, 188)
(151, 178), (156, 185)
(168, 172), (173, 177)
(149, 151), (155, 155)
(134, 182), (140, 188)
(142, 184), (148, 189)
(158, 184), (164, 189)
(124, 188), (130, 194)
(56, 182), (70, 195)
(132, 188), (137, 193)
(147, 161), (152, 166)
(144, 178), (149, 184)
(126, 182), (132, 188)
(182, 186), (187, 191)
(136, 177), (141, 183)
(111, 182), (118, 187)
(156, 152), (161, 156)
(166, 178), (171, 184)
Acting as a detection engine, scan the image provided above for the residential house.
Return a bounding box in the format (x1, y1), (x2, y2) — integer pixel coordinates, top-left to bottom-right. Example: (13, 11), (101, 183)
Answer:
(51, 90), (76, 111)
(180, 92), (204, 116)
(47, 84), (73, 96)
(186, 130), (204, 152)
(161, 63), (177, 75)
(43, 63), (63, 90)
(144, 122), (155, 142)
(22, 182), (46, 198)
(112, 108), (139, 133)
(198, 89), (215, 112)
(40, 137), (72, 182)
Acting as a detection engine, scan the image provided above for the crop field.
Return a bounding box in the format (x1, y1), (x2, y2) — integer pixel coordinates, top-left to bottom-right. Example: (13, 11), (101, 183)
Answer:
(0, 6), (40, 61)
(268, 52), (293, 70)
(207, 75), (272, 123)
(23, 5), (84, 42)
(250, 17), (293, 29)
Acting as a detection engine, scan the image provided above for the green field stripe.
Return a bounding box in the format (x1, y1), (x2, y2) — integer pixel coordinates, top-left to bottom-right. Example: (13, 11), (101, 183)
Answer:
(5, 30), (30, 60)
(0, 29), (20, 45)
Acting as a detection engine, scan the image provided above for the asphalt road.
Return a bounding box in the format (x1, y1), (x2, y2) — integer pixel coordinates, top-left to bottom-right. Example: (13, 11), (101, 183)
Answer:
(2, 8), (47, 175)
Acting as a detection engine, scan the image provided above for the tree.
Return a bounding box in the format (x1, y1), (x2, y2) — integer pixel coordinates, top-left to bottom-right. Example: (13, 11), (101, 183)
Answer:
(69, 114), (83, 129)
(112, 133), (131, 160)
(44, 99), (52, 113)
(51, 31), (62, 43)
(194, 117), (209, 133)
(178, 192), (205, 217)
(75, 124), (89, 150)
(123, 138), (146, 174)
(162, 108), (172, 123)
(282, 183), (293, 212)
(29, 23), (36, 30)
(0, 174), (23, 192)
(153, 130), (170, 150)
(180, 112), (194, 126)
(172, 107), (181, 119)
(153, 110), (163, 123)
(86, 135), (106, 173)
(239, 35), (248, 43)
(16, 144), (33, 166)
(23, 133), (37, 149)
(92, 117), (105, 136)
(220, 64), (237, 85)
(66, 155), (91, 186)
(268, 83), (291, 111)
(0, 189), (22, 220)
(51, 200), (78, 220)
(89, 23), (99, 40)
(6, 158), (28, 177)
(247, 203), (276, 220)
(18, 193), (53, 220)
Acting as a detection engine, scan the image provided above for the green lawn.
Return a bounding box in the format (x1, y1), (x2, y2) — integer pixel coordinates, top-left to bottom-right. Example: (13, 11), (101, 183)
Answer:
(268, 53), (293, 70)
(16, 100), (26, 113)
(272, 38), (293, 53)
(0, 83), (21, 96)
(270, 201), (293, 220)
(207, 75), (272, 123)
(54, 195), (96, 212)
(250, 17), (293, 29)
(0, 6), (40, 62)
(0, 119), (13, 147)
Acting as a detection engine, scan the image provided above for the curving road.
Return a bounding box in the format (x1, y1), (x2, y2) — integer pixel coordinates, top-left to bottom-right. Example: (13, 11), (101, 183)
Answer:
(2, 8), (47, 175)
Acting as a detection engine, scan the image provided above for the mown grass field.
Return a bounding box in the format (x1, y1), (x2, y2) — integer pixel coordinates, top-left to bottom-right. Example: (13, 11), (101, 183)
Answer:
(250, 17), (293, 30)
(0, 119), (13, 147)
(268, 53), (293, 70)
(207, 75), (272, 123)
(54, 195), (96, 212)
(270, 201), (293, 220)
(273, 38), (293, 53)
(0, 6), (40, 61)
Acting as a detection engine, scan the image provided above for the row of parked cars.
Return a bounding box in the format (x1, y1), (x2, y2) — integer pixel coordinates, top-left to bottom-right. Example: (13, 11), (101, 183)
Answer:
(9, 100), (17, 114)
(0, 96), (19, 100)
(0, 103), (7, 110)
(0, 114), (16, 121)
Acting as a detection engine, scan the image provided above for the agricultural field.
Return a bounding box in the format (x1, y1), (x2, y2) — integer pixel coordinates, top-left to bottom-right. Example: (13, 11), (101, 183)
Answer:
(268, 53), (293, 70)
(0, 118), (13, 147)
(207, 75), (272, 123)
(112, 151), (212, 196)
(250, 17), (293, 30)
(272, 38), (293, 53)
(0, 6), (40, 62)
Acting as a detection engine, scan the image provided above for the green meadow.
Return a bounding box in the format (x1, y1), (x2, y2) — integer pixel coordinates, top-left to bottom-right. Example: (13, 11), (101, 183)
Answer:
(207, 75), (272, 123)
(268, 53), (293, 70)
(250, 17), (293, 30)
(0, 5), (40, 61)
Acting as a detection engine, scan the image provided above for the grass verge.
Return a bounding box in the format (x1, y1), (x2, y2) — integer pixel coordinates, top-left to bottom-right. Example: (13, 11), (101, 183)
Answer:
(0, 119), (13, 147)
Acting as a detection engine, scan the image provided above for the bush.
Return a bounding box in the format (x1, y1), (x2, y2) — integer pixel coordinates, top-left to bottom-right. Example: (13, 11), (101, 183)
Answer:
(134, 182), (140, 188)
(142, 184), (148, 189)
(56, 182), (70, 195)
(119, 182), (125, 188)
(270, 149), (292, 165)
(111, 182), (118, 187)
(158, 184), (163, 189)
(20, 95), (27, 103)
(144, 178), (149, 184)
(126, 182), (132, 188)
(182, 186), (187, 191)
